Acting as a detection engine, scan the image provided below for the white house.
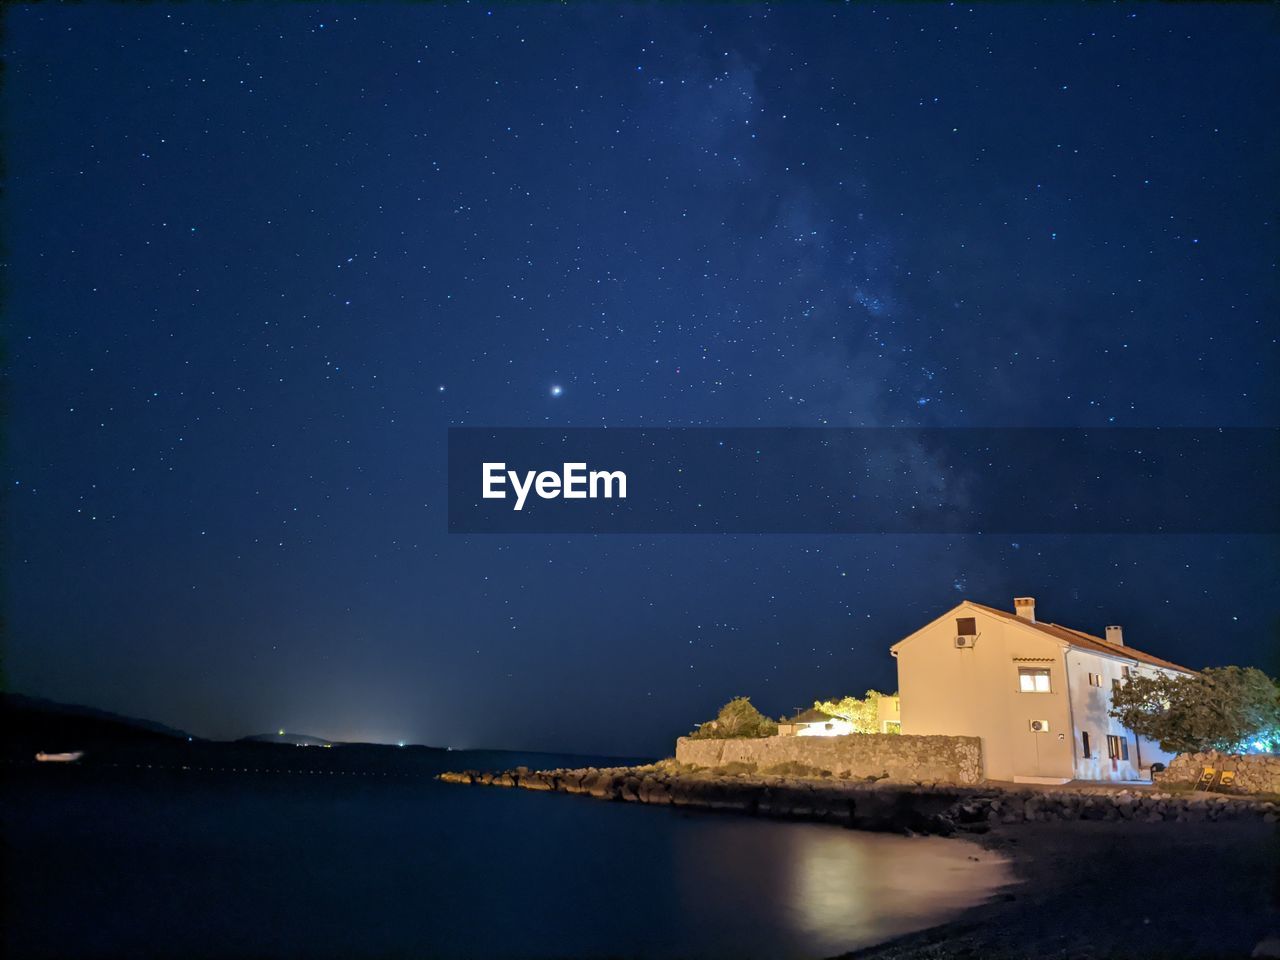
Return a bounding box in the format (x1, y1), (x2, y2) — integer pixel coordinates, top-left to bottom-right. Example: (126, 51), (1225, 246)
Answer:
(778, 708), (856, 737)
(890, 596), (1195, 784)
(778, 696), (902, 737)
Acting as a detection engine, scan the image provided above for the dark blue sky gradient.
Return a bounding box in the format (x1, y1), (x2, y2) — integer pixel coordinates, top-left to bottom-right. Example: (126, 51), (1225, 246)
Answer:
(6, 4), (1278, 754)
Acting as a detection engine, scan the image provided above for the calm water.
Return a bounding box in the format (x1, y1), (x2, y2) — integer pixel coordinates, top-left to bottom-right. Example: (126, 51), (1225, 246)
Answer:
(3, 750), (1012, 959)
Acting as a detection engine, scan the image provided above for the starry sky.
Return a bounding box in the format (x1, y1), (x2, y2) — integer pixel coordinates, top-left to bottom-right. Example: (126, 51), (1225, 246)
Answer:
(6, 4), (1278, 755)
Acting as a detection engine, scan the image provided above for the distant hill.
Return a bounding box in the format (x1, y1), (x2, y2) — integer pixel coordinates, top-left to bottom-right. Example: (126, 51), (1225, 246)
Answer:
(1, 693), (194, 754)
(240, 732), (335, 747)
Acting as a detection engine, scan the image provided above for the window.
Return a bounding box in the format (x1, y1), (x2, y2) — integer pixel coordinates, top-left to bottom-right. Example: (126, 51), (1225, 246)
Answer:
(1081, 731), (1091, 759)
(1112, 678), (1122, 693)
(1106, 735), (1129, 761)
(956, 616), (977, 636)
(1088, 672), (1102, 687)
(1018, 667), (1052, 693)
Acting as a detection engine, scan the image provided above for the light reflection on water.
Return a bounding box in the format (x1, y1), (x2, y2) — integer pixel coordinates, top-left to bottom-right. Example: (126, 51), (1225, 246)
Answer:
(673, 815), (1013, 958)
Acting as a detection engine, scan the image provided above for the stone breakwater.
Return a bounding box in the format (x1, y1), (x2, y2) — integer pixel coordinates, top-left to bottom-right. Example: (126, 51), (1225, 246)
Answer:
(438, 764), (1280, 835)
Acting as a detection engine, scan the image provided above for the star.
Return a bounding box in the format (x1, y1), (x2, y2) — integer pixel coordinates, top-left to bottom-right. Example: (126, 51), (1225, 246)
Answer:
(549, 384), (563, 397)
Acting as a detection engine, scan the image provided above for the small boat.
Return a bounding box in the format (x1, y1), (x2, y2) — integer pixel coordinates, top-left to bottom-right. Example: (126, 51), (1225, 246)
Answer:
(35, 751), (84, 763)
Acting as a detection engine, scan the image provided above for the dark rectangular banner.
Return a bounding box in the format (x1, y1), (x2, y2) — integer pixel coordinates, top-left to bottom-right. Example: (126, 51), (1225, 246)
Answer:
(448, 427), (1279, 534)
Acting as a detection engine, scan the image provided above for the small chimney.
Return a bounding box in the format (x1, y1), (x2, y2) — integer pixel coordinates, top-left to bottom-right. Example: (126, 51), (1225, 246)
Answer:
(1014, 597), (1036, 622)
(1106, 625), (1124, 647)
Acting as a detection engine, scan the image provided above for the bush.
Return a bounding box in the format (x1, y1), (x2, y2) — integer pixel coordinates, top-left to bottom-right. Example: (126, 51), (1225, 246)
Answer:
(812, 690), (896, 734)
(761, 760), (830, 778)
(688, 696), (779, 740)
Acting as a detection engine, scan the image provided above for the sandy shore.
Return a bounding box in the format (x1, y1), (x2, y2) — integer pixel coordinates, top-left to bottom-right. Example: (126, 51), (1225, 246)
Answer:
(839, 819), (1280, 960)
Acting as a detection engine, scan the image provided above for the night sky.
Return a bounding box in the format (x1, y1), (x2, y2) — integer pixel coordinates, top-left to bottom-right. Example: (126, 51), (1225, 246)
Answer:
(6, 5), (1278, 756)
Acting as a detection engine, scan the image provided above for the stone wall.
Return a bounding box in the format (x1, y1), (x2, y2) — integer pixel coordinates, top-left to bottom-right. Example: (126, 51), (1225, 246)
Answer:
(675, 733), (983, 785)
(1155, 751), (1280, 795)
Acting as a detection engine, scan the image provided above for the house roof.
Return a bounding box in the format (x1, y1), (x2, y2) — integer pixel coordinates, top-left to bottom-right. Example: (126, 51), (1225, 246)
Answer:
(896, 599), (1196, 675)
(964, 602), (1195, 673)
(785, 707), (835, 724)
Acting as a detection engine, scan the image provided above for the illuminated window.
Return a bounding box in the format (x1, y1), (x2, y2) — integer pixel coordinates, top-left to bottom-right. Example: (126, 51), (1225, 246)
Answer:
(1087, 672), (1102, 687)
(1018, 668), (1052, 693)
(1081, 731), (1092, 758)
(1106, 734), (1129, 761)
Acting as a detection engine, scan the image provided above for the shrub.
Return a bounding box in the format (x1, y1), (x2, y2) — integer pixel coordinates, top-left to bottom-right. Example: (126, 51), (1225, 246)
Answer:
(812, 690), (896, 734)
(688, 696), (779, 740)
(761, 760), (830, 778)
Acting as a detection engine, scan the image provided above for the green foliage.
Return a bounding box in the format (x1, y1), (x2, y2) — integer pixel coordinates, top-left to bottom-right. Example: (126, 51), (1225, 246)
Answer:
(688, 696), (778, 740)
(761, 760), (831, 778)
(1109, 665), (1280, 754)
(813, 689), (895, 734)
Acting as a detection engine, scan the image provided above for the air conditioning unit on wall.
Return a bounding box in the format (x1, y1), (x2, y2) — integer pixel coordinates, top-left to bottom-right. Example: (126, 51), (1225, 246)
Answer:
(954, 635), (975, 649)
(1030, 719), (1050, 732)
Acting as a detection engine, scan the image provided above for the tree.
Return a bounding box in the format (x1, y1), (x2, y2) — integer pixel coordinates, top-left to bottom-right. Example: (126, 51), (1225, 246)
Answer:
(688, 696), (778, 740)
(813, 690), (896, 734)
(1109, 665), (1280, 755)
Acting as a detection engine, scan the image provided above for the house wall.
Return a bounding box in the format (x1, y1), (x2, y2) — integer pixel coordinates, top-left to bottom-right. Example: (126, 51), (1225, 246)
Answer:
(895, 608), (1075, 781)
(674, 733), (983, 784)
(876, 695), (901, 732)
(796, 718), (854, 737)
(1064, 651), (1178, 781)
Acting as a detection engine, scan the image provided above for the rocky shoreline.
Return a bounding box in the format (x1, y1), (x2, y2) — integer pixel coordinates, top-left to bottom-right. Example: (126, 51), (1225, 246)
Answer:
(437, 761), (1279, 835)
(439, 762), (1280, 958)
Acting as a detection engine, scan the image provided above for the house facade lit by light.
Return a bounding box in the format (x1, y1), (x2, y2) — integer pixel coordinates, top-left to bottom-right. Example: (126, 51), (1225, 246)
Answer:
(890, 596), (1195, 784)
(778, 707), (855, 737)
(778, 696), (902, 737)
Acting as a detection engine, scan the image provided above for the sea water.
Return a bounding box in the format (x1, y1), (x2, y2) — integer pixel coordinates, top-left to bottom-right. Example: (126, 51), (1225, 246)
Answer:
(2, 750), (1012, 959)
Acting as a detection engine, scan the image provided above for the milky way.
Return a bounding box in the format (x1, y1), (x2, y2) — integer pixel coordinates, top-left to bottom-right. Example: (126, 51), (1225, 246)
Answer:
(6, 4), (1277, 753)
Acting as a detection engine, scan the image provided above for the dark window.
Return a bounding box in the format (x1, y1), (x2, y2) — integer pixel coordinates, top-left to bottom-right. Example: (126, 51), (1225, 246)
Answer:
(1081, 732), (1091, 758)
(956, 617), (977, 636)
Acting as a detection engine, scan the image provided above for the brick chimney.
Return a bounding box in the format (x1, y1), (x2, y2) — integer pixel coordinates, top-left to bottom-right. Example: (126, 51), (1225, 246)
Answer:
(1014, 597), (1036, 622)
(1106, 625), (1124, 647)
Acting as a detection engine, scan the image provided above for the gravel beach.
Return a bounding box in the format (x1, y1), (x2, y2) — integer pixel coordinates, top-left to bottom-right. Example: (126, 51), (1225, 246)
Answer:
(838, 819), (1280, 960)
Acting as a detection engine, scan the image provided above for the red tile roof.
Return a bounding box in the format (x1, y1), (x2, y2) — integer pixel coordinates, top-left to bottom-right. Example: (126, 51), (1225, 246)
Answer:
(965, 601), (1196, 674)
